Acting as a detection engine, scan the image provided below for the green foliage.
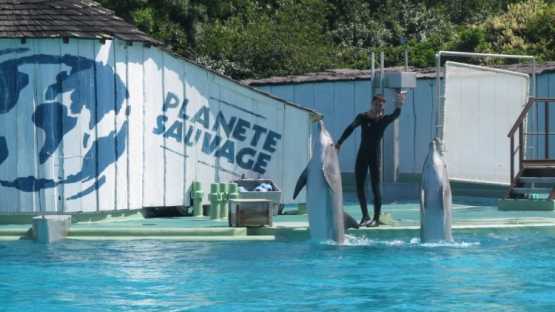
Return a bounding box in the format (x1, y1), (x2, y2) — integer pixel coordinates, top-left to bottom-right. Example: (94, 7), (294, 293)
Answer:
(449, 26), (490, 53)
(197, 0), (335, 79)
(324, 0), (455, 69)
(455, 0), (555, 64)
(98, 0), (555, 79)
(480, 0), (548, 54)
(526, 5), (555, 60)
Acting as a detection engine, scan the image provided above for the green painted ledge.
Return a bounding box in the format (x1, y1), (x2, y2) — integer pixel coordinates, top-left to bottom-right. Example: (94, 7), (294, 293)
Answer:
(67, 235), (275, 241)
(498, 199), (555, 211)
(0, 228), (30, 236)
(0, 210), (142, 225)
(249, 220), (555, 240)
(67, 227), (247, 237)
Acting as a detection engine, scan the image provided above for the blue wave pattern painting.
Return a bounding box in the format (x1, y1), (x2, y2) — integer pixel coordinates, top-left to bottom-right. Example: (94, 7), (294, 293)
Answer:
(0, 49), (129, 199)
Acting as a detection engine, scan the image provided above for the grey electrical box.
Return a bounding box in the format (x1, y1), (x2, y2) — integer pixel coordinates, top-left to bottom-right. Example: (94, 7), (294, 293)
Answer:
(373, 71), (417, 90)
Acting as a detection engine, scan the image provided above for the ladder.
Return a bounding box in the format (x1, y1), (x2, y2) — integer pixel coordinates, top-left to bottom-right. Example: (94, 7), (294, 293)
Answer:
(503, 98), (555, 209)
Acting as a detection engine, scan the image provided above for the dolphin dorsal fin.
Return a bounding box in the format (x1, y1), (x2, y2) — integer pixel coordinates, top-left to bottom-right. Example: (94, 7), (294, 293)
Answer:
(0, 137), (7, 165)
(292, 166), (308, 200)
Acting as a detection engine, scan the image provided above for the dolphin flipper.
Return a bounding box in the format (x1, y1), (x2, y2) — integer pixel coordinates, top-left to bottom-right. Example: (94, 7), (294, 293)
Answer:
(443, 184), (452, 212)
(323, 144), (342, 193)
(440, 184), (454, 241)
(293, 166), (308, 200)
(438, 184), (452, 213)
(442, 184), (452, 221)
(419, 187), (426, 212)
(343, 211), (359, 230)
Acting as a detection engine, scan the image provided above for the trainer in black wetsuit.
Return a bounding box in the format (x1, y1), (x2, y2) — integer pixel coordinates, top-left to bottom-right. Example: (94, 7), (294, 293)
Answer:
(335, 93), (404, 227)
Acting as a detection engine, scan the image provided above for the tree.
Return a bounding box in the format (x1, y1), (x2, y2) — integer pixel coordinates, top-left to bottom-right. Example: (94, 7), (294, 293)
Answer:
(197, 0), (335, 79)
(525, 4), (555, 61)
(96, 0), (555, 79)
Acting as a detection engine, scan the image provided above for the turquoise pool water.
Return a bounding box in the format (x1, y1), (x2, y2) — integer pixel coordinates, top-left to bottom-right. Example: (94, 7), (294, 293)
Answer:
(2, 228), (555, 311)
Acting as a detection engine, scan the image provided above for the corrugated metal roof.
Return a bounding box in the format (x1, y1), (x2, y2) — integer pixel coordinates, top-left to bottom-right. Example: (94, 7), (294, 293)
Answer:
(244, 62), (555, 86)
(0, 0), (159, 44)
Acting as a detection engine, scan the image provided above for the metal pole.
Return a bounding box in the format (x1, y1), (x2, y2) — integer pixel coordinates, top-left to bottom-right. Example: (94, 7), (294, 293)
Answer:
(510, 136), (515, 184)
(532, 58), (537, 97)
(404, 49), (408, 71)
(435, 53), (441, 140)
(519, 125), (524, 169)
(370, 51), (375, 80)
(380, 51), (384, 95)
(438, 50), (535, 60)
(545, 101), (549, 159)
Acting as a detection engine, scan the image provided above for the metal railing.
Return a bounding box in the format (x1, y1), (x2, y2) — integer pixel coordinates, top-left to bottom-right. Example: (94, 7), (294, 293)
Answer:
(508, 97), (555, 184)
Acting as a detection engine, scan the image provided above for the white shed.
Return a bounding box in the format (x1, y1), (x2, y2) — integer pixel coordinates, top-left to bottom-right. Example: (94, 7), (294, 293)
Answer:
(0, 0), (317, 215)
(247, 65), (555, 185)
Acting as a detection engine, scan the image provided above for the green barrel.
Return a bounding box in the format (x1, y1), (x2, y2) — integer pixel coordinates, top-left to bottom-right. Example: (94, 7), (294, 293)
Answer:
(228, 183), (239, 195)
(191, 191), (204, 217)
(190, 181), (204, 217)
(219, 183), (229, 219)
(191, 181), (202, 192)
(208, 183), (221, 219)
(210, 183), (220, 194)
(228, 183), (239, 199)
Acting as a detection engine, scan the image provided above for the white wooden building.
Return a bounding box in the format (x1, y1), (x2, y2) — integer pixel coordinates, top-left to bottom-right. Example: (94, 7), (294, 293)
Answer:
(0, 0), (317, 215)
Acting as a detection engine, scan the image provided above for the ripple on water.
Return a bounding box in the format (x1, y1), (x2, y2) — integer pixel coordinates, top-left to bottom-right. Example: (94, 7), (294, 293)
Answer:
(0, 229), (554, 312)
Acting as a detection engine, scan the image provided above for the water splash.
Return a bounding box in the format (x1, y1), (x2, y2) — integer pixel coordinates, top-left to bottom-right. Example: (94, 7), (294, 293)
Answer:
(333, 235), (481, 248)
(411, 237), (481, 248)
(319, 235), (406, 247)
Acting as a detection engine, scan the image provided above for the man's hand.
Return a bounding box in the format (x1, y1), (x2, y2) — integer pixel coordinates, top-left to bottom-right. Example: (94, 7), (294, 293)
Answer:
(334, 143), (341, 151)
(395, 90), (407, 108)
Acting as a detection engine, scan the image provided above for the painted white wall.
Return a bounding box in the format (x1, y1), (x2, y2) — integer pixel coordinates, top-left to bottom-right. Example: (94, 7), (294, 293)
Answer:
(260, 81), (372, 173)
(258, 70), (555, 181)
(443, 62), (529, 185)
(0, 38), (312, 214)
(259, 80), (436, 176)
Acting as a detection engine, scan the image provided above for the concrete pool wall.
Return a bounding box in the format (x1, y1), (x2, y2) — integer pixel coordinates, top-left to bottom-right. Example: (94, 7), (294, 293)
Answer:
(2, 199), (555, 241)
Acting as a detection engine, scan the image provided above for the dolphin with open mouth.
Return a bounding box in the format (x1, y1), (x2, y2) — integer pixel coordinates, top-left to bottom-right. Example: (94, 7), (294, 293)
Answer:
(420, 138), (453, 243)
(293, 120), (358, 244)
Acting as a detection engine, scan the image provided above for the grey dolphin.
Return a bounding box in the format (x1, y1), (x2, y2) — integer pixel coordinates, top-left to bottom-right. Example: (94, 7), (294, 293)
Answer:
(293, 120), (358, 244)
(420, 138), (453, 243)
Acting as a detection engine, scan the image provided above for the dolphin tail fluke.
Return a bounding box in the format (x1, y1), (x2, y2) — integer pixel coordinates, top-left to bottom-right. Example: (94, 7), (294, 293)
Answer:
(292, 166), (308, 200)
(343, 211), (359, 230)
